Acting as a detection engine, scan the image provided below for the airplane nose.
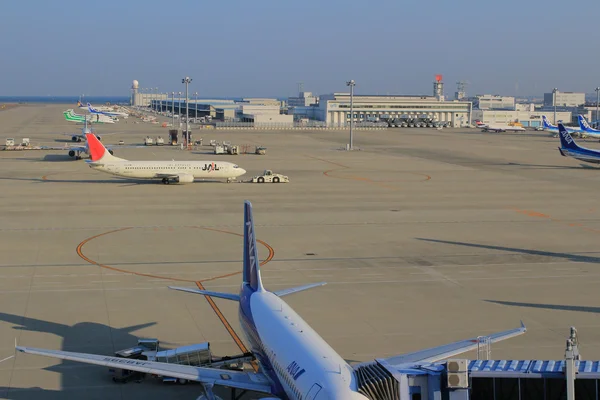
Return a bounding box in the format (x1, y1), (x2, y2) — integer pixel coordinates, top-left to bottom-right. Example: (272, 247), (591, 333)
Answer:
(238, 168), (246, 176)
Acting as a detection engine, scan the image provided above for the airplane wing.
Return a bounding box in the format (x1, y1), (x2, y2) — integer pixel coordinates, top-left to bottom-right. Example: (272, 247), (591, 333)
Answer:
(40, 145), (86, 151)
(378, 322), (526, 366)
(16, 346), (274, 395)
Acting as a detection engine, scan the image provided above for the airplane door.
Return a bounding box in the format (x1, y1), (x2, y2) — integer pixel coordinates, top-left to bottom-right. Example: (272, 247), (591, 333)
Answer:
(305, 383), (322, 400)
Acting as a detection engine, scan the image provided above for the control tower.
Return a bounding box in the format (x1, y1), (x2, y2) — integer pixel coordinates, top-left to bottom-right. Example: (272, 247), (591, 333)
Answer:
(131, 80), (139, 106)
(433, 75), (444, 101)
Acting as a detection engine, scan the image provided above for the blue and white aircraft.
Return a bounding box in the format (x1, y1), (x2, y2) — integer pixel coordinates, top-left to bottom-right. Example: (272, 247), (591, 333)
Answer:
(87, 102), (129, 118)
(557, 123), (600, 164)
(542, 115), (580, 136)
(577, 115), (600, 140)
(15, 201), (526, 399)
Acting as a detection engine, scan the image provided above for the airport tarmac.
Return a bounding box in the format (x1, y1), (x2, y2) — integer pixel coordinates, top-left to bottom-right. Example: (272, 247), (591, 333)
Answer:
(2, 104), (600, 399)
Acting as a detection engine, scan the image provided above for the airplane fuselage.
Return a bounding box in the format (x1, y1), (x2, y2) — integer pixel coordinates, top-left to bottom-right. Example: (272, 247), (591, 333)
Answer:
(239, 287), (367, 399)
(89, 160), (246, 181)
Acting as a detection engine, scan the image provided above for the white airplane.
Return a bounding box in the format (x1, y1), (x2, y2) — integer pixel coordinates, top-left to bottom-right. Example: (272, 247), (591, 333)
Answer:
(481, 123), (526, 133)
(577, 115), (600, 140)
(16, 201), (527, 399)
(86, 102), (129, 118)
(84, 133), (246, 184)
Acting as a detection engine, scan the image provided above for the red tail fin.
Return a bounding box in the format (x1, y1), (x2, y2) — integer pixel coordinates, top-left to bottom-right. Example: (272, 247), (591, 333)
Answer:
(85, 133), (106, 162)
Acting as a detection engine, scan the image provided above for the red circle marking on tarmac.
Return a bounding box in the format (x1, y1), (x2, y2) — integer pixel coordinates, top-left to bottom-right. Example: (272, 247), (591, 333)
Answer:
(76, 226), (274, 283)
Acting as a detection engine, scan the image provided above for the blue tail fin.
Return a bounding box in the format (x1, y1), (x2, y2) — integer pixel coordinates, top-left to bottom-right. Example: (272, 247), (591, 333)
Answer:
(243, 201), (264, 292)
(558, 123), (579, 150)
(542, 115), (554, 129)
(578, 115), (592, 131)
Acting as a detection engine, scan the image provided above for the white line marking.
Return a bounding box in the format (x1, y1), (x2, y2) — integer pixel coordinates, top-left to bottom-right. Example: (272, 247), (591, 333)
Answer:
(0, 355), (14, 364)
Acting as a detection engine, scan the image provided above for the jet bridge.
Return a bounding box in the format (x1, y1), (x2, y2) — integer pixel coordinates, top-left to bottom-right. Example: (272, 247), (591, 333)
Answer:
(357, 327), (600, 400)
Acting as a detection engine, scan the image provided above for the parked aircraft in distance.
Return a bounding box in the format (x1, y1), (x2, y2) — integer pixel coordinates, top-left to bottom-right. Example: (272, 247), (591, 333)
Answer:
(84, 133), (246, 184)
(577, 115), (600, 140)
(557, 123), (600, 164)
(63, 109), (115, 124)
(87, 102), (129, 118)
(16, 201), (527, 399)
(481, 123), (526, 133)
(542, 115), (580, 136)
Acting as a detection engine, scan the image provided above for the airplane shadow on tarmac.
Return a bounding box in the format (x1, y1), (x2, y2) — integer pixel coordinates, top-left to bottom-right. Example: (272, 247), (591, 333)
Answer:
(0, 312), (157, 399)
(416, 238), (600, 315)
(0, 312), (259, 399)
(487, 162), (600, 170)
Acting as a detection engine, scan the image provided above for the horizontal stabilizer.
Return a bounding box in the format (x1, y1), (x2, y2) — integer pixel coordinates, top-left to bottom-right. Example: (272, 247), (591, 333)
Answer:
(274, 282), (327, 297)
(168, 286), (240, 301)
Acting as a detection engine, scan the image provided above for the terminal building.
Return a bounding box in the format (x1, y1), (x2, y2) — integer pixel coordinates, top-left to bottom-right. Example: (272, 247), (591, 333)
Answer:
(315, 93), (472, 127)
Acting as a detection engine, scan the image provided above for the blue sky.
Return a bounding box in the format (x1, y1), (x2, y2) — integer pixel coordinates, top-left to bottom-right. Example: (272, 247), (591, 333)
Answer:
(1, 0), (598, 97)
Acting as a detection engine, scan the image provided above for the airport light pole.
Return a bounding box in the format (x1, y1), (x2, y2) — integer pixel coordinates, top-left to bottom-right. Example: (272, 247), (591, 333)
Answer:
(154, 87), (158, 112)
(193, 91), (198, 118)
(552, 87), (558, 124)
(171, 92), (175, 127)
(346, 80), (356, 150)
(178, 91), (183, 127)
(182, 77), (192, 146)
(595, 87), (600, 127)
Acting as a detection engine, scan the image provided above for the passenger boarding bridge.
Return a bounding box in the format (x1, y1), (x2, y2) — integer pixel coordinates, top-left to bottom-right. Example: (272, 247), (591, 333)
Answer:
(358, 327), (598, 400)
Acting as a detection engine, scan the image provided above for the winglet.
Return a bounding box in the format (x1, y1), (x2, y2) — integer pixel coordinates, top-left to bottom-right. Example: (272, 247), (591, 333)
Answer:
(520, 320), (526, 331)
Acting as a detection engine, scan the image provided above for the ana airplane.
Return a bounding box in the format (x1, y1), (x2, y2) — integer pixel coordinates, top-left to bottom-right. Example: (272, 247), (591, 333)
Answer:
(16, 201), (527, 399)
(87, 102), (129, 118)
(557, 123), (600, 164)
(541, 115), (579, 136)
(577, 115), (600, 140)
(84, 133), (246, 184)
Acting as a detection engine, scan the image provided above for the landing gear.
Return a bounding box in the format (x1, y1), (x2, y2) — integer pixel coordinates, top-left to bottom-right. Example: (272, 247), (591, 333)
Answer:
(161, 178), (170, 185)
(68, 150), (75, 157)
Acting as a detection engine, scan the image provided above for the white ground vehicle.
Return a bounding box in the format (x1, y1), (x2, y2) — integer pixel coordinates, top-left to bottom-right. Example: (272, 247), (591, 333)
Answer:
(251, 170), (289, 183)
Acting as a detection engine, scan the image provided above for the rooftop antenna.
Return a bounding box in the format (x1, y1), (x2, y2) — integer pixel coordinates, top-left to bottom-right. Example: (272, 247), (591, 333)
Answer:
(456, 81), (469, 100)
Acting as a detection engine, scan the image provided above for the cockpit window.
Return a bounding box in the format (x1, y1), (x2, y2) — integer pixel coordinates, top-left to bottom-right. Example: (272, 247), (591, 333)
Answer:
(233, 165), (239, 168)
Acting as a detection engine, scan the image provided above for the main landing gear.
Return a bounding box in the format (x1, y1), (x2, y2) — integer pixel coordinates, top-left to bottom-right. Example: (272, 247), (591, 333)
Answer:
(161, 178), (170, 185)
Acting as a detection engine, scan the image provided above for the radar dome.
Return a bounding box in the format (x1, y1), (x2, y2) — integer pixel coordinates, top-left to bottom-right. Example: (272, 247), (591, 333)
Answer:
(132, 80), (139, 89)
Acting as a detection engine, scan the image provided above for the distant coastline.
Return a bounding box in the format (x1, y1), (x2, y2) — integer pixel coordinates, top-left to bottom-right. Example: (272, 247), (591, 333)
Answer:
(0, 96), (131, 105)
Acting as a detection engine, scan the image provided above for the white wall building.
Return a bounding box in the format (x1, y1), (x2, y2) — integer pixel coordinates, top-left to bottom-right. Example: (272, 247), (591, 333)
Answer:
(543, 91), (585, 107)
(475, 95), (515, 110)
(317, 93), (472, 127)
(472, 110), (572, 127)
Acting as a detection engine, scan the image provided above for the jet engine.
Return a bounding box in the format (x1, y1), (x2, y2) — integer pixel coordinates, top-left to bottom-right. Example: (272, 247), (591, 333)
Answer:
(174, 174), (194, 184)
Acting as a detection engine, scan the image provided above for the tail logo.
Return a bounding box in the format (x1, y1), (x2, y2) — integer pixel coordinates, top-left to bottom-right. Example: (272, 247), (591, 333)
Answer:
(246, 220), (256, 272)
(562, 130), (573, 144)
(582, 117), (591, 129)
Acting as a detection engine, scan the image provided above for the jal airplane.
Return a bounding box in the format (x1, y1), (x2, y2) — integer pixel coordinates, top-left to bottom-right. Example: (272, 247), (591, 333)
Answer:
(84, 133), (246, 184)
(577, 115), (600, 140)
(557, 123), (600, 164)
(87, 102), (129, 118)
(16, 201), (527, 399)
